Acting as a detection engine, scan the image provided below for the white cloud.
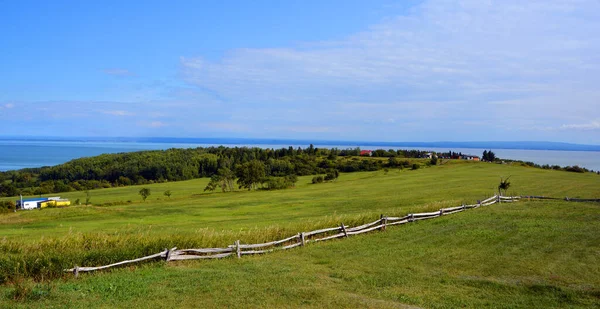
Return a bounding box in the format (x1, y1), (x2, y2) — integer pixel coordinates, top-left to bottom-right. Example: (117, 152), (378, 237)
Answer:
(101, 110), (134, 116)
(150, 121), (166, 128)
(179, 0), (600, 142)
(561, 120), (600, 130)
(103, 68), (134, 77)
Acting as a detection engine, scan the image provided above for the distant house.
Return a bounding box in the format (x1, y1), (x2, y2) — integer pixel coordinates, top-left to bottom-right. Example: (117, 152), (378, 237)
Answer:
(16, 197), (70, 210)
(462, 155), (480, 161)
(422, 153), (433, 159)
(360, 150), (373, 156)
(16, 198), (48, 210)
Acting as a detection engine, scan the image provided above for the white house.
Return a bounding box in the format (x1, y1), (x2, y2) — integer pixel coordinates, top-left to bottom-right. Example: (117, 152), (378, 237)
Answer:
(16, 198), (49, 210)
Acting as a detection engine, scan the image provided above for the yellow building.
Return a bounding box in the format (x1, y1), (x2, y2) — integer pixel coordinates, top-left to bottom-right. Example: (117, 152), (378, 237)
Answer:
(39, 199), (71, 208)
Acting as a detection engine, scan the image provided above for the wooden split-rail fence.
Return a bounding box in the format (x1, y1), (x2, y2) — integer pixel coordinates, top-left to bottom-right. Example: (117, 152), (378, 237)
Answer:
(66, 194), (519, 276)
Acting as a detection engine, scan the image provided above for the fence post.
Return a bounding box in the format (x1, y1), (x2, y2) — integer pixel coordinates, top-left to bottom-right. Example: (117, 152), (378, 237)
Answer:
(300, 232), (306, 246)
(408, 214), (414, 222)
(380, 214), (387, 231)
(439, 209), (444, 216)
(235, 240), (241, 258)
(74, 266), (79, 278)
(341, 223), (348, 238)
(165, 248), (172, 261)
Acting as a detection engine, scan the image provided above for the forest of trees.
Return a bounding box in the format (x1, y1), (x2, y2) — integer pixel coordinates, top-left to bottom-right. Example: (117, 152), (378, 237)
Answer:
(0, 146), (432, 197)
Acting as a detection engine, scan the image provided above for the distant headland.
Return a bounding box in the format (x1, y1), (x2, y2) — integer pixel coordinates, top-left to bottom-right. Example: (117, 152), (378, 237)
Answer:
(1, 136), (600, 152)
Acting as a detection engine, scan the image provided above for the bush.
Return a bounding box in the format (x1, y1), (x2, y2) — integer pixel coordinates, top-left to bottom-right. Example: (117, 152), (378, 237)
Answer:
(411, 163), (420, 170)
(430, 156), (438, 165)
(311, 176), (324, 184)
(262, 175), (298, 190)
(284, 174), (298, 187)
(564, 166), (586, 173)
(0, 200), (16, 213)
(263, 177), (288, 190)
(324, 169), (339, 181)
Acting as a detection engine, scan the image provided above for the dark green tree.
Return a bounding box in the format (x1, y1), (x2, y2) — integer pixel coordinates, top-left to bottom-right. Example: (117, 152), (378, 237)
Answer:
(85, 190), (91, 205)
(483, 150), (496, 161)
(0, 183), (18, 197)
(498, 176), (511, 196)
(139, 187), (151, 202)
(236, 160), (266, 190)
(204, 168), (237, 192)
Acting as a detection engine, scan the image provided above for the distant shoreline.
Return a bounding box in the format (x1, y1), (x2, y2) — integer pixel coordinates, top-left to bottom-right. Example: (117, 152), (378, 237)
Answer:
(1, 139), (600, 172)
(1, 137), (600, 152)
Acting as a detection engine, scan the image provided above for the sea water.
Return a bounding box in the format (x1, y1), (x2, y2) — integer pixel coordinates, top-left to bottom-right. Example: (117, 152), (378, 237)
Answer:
(1, 140), (599, 172)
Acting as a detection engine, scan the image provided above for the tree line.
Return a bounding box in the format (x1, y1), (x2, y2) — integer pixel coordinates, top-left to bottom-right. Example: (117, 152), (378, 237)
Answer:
(0, 146), (433, 197)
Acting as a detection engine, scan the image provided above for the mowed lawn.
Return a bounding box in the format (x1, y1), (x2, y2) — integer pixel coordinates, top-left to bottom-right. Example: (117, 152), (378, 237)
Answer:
(1, 161), (599, 243)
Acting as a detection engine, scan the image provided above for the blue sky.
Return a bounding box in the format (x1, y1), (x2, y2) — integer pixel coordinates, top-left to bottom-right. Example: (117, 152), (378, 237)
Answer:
(1, 0), (599, 144)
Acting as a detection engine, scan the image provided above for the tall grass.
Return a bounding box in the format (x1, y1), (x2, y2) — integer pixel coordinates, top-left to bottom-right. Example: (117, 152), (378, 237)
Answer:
(0, 199), (457, 283)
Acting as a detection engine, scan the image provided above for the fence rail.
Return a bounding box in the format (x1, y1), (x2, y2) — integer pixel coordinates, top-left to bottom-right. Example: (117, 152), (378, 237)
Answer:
(67, 193), (597, 275)
(520, 195), (600, 202)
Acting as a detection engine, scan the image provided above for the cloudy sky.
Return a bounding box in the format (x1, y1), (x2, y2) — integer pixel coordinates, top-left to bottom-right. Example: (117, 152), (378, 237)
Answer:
(1, 0), (599, 143)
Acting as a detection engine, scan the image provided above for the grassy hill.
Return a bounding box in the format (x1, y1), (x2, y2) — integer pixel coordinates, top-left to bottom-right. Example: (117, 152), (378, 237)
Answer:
(1, 161), (599, 308)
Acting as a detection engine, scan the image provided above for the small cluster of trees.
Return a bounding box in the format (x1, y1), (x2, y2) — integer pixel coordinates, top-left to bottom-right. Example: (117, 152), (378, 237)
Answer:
(204, 160), (300, 192)
(482, 150), (497, 162)
(312, 169), (339, 184)
(137, 188), (172, 201)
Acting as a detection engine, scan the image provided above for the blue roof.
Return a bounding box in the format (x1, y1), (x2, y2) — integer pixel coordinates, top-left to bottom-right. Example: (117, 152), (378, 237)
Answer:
(17, 198), (49, 202)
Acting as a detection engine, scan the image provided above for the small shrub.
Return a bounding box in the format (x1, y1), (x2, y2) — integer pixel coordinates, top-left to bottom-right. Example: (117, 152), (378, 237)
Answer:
(411, 163), (420, 170)
(564, 166), (586, 173)
(430, 156), (438, 165)
(139, 188), (151, 201)
(284, 174), (298, 187)
(0, 200), (16, 213)
(263, 177), (289, 190)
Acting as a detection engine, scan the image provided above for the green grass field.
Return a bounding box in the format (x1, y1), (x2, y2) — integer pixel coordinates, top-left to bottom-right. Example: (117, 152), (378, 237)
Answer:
(1, 161), (599, 308)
